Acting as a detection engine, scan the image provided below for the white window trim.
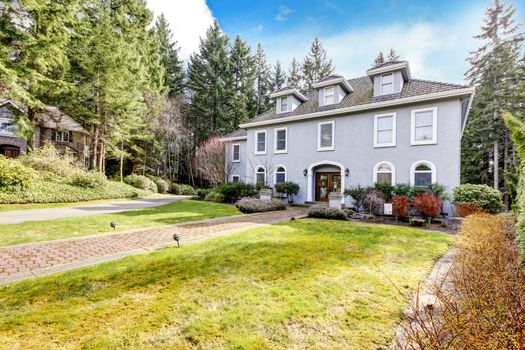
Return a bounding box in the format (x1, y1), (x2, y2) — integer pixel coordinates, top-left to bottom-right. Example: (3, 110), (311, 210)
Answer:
(410, 160), (437, 186)
(317, 121), (335, 151)
(373, 112), (397, 148)
(324, 86), (335, 105)
(254, 130), (267, 155)
(274, 164), (287, 185)
(254, 165), (266, 185)
(274, 127), (288, 154)
(231, 143), (240, 162)
(0, 117), (17, 136)
(277, 96), (289, 114)
(231, 175), (240, 183)
(411, 107), (438, 145)
(373, 161), (396, 185)
(380, 73), (394, 95)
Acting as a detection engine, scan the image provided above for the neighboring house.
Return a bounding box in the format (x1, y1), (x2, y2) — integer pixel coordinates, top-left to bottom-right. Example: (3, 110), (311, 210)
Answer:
(222, 61), (474, 209)
(0, 99), (89, 163)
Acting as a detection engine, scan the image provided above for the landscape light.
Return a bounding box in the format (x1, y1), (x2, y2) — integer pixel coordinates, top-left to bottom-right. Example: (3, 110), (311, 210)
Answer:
(110, 222), (117, 230)
(173, 233), (181, 248)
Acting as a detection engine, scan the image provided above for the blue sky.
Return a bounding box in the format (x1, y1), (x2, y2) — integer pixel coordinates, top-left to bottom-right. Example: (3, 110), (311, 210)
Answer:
(147, 0), (524, 84)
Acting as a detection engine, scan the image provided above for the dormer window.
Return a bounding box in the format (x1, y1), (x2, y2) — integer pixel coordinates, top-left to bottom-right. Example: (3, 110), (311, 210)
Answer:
(279, 97), (288, 113)
(380, 73), (393, 94)
(270, 88), (308, 114)
(324, 86), (334, 105)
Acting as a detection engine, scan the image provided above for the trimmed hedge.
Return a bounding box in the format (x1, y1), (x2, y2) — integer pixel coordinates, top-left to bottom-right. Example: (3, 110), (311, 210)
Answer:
(0, 156), (35, 190)
(180, 184), (196, 196)
(124, 174), (151, 190)
(236, 198), (286, 214)
(69, 171), (107, 188)
(170, 183), (182, 195)
(217, 182), (257, 203)
(453, 184), (503, 214)
(308, 204), (347, 220)
(197, 188), (212, 200)
(204, 191), (225, 203)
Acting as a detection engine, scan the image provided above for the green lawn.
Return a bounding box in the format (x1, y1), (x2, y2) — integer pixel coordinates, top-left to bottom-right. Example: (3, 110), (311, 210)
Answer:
(0, 200), (241, 246)
(0, 219), (451, 349)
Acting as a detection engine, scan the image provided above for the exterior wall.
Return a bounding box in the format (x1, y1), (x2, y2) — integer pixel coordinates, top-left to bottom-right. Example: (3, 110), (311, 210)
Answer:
(373, 71), (404, 96)
(225, 139), (247, 182)
(242, 98), (462, 205)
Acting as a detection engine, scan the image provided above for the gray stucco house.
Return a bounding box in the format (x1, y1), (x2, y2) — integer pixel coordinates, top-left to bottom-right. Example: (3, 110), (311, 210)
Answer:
(222, 61), (474, 206)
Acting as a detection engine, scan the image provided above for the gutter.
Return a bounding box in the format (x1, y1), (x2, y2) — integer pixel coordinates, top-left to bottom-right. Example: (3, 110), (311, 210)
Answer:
(240, 87), (475, 129)
(219, 136), (247, 142)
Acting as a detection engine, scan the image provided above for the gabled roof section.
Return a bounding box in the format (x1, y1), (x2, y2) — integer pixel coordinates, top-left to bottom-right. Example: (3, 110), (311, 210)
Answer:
(367, 61), (411, 81)
(312, 75), (353, 93)
(38, 107), (88, 134)
(269, 87), (308, 102)
(0, 98), (27, 114)
(240, 76), (473, 128)
(220, 129), (247, 141)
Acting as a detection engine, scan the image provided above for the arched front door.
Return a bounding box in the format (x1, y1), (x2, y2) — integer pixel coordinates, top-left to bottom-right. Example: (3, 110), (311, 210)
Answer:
(315, 172), (342, 201)
(0, 145), (20, 158)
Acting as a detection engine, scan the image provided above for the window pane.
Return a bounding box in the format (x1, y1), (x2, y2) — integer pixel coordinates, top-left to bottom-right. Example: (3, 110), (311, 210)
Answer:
(320, 124), (333, 148)
(256, 173), (265, 184)
(377, 130), (392, 144)
(382, 73), (392, 84)
(414, 172), (432, 186)
(377, 172), (392, 185)
(257, 132), (265, 152)
(415, 126), (433, 141)
(415, 111), (433, 127)
(377, 164), (391, 172)
(276, 172), (285, 184)
(232, 176), (239, 183)
(233, 145), (240, 160)
(280, 97), (288, 111)
(0, 119), (17, 134)
(276, 129), (286, 150)
(324, 87), (334, 104)
(377, 116), (392, 131)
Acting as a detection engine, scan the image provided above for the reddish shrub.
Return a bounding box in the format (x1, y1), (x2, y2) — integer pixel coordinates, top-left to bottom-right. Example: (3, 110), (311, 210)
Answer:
(413, 193), (441, 219)
(455, 202), (483, 217)
(392, 196), (409, 217)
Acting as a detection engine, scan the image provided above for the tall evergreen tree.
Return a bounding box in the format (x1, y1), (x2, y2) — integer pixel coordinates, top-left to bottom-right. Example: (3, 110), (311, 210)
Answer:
(253, 43), (271, 115)
(373, 51), (385, 67)
(230, 35), (255, 127)
(270, 61), (287, 92)
(155, 14), (184, 95)
(187, 20), (233, 143)
(462, 0), (523, 207)
(287, 58), (302, 89)
(386, 48), (400, 62)
(301, 37), (335, 91)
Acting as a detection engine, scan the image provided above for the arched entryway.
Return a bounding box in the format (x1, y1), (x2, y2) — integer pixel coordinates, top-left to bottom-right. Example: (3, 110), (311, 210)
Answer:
(0, 144), (20, 158)
(306, 160), (345, 203)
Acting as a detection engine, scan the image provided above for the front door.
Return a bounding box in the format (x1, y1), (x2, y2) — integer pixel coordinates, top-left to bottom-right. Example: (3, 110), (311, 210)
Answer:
(315, 172), (341, 201)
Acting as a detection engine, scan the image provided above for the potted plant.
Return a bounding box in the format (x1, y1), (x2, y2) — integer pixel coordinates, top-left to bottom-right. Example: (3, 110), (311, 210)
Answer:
(274, 181), (300, 204)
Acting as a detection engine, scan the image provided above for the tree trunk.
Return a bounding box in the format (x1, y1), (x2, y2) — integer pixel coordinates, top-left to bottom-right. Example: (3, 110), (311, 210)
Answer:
(503, 129), (509, 210)
(120, 141), (124, 182)
(493, 108), (499, 190)
(91, 125), (99, 170)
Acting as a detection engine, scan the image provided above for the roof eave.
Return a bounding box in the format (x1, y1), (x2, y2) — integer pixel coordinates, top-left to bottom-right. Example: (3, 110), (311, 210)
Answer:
(269, 88), (308, 102)
(312, 77), (354, 93)
(366, 62), (411, 80)
(219, 136), (248, 142)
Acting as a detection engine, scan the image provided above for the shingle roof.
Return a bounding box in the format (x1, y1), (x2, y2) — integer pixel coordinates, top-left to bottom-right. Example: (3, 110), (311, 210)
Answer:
(222, 129), (247, 139)
(244, 76), (469, 125)
(38, 107), (88, 133)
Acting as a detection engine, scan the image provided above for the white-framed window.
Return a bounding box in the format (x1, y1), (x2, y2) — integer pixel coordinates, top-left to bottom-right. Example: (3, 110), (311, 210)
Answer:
(255, 166), (266, 185)
(232, 175), (240, 183)
(274, 165), (287, 184)
(0, 118), (18, 136)
(373, 161), (395, 185)
(374, 113), (396, 147)
(318, 121), (335, 151)
(380, 73), (393, 94)
(278, 96), (288, 114)
(324, 86), (335, 105)
(274, 127), (287, 153)
(55, 130), (71, 142)
(232, 143), (240, 162)
(254, 130), (267, 154)
(411, 107), (437, 145)
(410, 160), (436, 187)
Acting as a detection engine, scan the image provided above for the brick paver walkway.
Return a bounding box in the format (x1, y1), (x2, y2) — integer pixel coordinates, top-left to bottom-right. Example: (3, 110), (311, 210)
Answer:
(0, 208), (307, 284)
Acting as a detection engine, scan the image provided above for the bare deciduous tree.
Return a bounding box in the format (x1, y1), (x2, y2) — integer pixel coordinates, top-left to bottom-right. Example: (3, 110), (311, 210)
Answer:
(193, 136), (231, 186)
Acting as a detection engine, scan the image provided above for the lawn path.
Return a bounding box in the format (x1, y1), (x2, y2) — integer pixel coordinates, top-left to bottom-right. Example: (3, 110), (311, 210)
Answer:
(0, 196), (186, 224)
(0, 208), (308, 284)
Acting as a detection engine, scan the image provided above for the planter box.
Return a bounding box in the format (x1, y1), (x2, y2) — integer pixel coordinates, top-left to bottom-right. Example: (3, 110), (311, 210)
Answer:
(259, 189), (273, 201)
(328, 192), (343, 209)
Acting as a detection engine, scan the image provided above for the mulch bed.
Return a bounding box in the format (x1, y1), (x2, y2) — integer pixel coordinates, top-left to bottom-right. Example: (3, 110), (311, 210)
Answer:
(348, 214), (460, 235)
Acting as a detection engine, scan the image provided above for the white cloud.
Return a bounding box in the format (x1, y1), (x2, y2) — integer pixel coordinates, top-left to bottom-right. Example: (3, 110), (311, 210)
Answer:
(275, 5), (292, 21)
(146, 0), (214, 61)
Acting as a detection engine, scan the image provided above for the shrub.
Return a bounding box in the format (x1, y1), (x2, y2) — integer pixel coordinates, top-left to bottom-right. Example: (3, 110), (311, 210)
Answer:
(236, 198), (286, 214)
(392, 183), (412, 197)
(0, 156), (35, 191)
(170, 183), (182, 195)
(453, 184), (503, 213)
(124, 174), (151, 190)
(147, 179), (158, 193)
(155, 179), (169, 193)
(427, 183), (449, 200)
(308, 204), (347, 220)
(344, 185), (368, 211)
(392, 195), (409, 217)
(414, 193), (441, 219)
(196, 188), (212, 200)
(217, 182), (257, 203)
(374, 182), (394, 201)
(69, 171), (107, 188)
(180, 184), (196, 196)
(362, 189), (386, 214)
(455, 202), (483, 217)
(19, 143), (81, 179)
(204, 191), (225, 203)
(274, 181), (300, 203)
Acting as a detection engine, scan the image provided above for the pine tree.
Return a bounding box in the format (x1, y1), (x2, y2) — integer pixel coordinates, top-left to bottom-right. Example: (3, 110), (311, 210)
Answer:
(462, 0), (523, 207)
(253, 43), (271, 115)
(230, 35), (255, 127)
(287, 58), (302, 89)
(373, 52), (385, 67)
(386, 48), (400, 62)
(187, 20), (233, 143)
(155, 14), (184, 96)
(270, 61), (287, 92)
(301, 37), (335, 91)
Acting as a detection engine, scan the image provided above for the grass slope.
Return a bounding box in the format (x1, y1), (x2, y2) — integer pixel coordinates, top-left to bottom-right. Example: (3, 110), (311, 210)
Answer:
(0, 200), (241, 246)
(0, 219), (451, 349)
